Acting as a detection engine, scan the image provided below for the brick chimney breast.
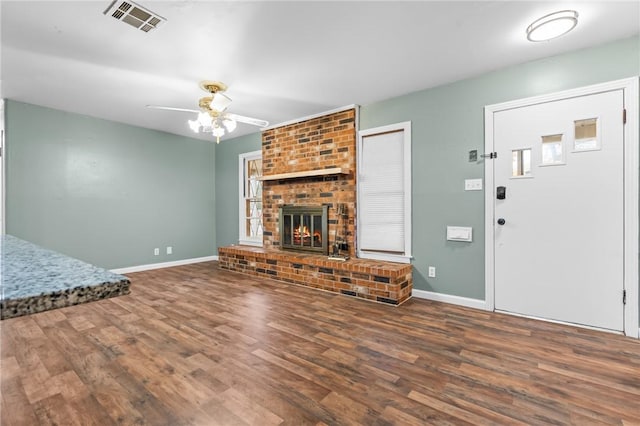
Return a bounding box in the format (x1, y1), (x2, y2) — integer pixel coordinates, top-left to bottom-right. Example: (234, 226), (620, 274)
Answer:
(262, 108), (357, 257)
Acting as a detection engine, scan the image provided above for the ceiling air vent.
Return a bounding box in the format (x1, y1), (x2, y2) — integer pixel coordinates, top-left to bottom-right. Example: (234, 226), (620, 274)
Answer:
(104, 0), (166, 33)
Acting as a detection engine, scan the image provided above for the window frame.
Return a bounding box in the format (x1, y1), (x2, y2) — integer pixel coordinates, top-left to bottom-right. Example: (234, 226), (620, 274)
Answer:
(238, 150), (263, 247)
(357, 121), (412, 263)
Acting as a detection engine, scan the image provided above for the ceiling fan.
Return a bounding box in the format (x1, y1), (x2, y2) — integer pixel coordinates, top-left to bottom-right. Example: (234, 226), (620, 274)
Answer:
(147, 80), (269, 143)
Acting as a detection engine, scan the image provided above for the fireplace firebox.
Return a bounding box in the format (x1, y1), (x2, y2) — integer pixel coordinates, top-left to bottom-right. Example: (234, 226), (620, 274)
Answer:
(279, 205), (329, 255)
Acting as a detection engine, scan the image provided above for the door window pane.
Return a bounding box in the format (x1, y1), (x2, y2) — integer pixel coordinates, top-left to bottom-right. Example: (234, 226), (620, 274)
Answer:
(574, 118), (599, 151)
(512, 148), (532, 177)
(541, 134), (564, 165)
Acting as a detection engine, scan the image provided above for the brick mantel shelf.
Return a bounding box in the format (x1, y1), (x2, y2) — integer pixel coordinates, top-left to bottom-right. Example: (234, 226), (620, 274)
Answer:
(257, 167), (350, 181)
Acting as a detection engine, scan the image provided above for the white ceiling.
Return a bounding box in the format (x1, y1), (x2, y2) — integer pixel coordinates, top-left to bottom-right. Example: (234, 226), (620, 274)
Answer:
(1, 1), (638, 142)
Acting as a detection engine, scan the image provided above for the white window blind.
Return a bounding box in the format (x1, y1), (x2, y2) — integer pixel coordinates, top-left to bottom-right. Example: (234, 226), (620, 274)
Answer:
(360, 131), (405, 252)
(357, 121), (411, 263)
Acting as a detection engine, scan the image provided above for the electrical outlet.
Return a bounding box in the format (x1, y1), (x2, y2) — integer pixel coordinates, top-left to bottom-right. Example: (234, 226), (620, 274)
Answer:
(428, 266), (436, 278)
(154, 248), (160, 256)
(166, 246), (172, 255)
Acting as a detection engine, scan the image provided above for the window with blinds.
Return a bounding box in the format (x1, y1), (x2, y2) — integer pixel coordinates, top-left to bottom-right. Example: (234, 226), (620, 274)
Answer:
(357, 122), (412, 263)
(238, 150), (263, 246)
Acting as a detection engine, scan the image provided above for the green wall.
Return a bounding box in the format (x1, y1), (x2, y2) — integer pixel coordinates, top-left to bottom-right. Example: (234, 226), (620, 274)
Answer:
(214, 132), (262, 249)
(216, 36), (639, 301)
(5, 100), (216, 269)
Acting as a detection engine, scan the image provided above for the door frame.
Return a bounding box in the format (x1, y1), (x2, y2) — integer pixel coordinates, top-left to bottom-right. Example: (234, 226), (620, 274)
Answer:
(484, 77), (639, 338)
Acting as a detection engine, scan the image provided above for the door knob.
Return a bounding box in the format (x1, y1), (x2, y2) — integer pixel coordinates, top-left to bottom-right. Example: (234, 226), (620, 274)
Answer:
(497, 218), (506, 225)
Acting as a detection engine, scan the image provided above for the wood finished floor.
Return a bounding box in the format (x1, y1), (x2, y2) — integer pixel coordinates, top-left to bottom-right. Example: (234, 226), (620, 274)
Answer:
(1, 262), (639, 425)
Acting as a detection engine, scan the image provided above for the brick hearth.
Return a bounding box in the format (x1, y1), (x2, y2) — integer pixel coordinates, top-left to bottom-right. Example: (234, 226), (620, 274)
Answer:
(219, 106), (413, 305)
(218, 246), (412, 305)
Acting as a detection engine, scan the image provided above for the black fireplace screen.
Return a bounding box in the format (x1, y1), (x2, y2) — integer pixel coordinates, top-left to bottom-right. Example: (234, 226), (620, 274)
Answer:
(279, 205), (328, 254)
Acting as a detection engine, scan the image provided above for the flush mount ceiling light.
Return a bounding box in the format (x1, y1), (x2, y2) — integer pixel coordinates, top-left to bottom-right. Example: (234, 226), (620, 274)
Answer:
(526, 10), (578, 42)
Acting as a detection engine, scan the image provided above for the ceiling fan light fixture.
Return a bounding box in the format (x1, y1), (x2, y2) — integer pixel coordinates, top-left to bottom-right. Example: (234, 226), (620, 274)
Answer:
(151, 80), (267, 142)
(526, 10), (578, 42)
(197, 111), (213, 127)
(223, 118), (237, 132)
(211, 126), (225, 137)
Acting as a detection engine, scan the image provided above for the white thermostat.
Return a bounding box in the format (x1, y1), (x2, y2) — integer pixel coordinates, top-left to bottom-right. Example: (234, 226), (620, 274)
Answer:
(447, 226), (473, 242)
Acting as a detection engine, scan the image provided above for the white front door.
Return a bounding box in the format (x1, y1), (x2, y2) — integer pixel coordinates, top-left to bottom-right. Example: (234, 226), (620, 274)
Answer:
(492, 89), (625, 332)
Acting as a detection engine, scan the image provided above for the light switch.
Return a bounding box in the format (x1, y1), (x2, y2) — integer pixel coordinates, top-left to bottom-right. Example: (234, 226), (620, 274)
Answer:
(447, 226), (473, 242)
(465, 178), (483, 191)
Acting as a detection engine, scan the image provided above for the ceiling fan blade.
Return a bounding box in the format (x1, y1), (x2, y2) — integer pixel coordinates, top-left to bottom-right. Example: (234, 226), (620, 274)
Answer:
(146, 105), (199, 113)
(224, 112), (269, 128)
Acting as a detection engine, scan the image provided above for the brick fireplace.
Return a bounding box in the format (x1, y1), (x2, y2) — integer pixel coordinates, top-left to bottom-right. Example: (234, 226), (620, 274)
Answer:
(261, 108), (357, 257)
(218, 107), (412, 305)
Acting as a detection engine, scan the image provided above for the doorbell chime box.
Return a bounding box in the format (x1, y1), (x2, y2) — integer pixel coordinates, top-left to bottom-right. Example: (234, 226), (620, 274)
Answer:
(447, 226), (473, 242)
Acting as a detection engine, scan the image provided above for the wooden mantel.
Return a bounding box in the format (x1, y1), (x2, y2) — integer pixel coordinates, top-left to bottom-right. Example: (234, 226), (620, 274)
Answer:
(257, 167), (350, 181)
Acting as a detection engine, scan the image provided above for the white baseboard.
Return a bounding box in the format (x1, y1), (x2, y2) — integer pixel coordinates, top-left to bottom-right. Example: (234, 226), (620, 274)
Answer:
(411, 289), (487, 310)
(111, 255), (218, 274)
